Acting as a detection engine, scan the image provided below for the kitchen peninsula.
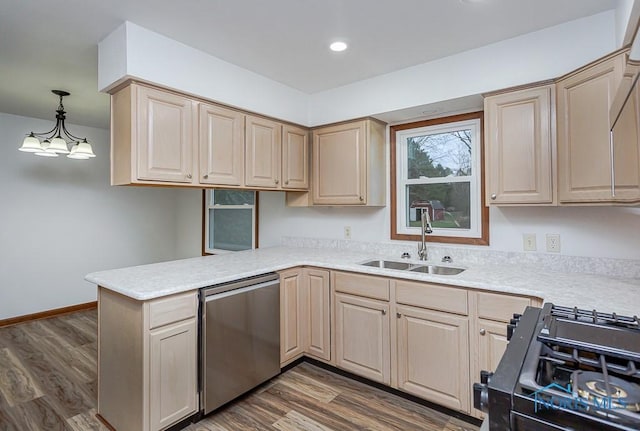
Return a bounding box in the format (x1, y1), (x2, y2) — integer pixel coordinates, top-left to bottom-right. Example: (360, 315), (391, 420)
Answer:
(86, 243), (640, 431)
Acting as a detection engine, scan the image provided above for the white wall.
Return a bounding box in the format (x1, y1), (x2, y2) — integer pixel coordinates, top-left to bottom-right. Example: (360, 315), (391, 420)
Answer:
(259, 192), (640, 261)
(99, 12), (617, 127)
(308, 11), (616, 125)
(98, 22), (310, 126)
(0, 113), (200, 320)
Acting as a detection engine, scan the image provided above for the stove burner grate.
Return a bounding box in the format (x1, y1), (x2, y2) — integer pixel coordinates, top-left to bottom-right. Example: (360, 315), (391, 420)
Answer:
(551, 305), (640, 329)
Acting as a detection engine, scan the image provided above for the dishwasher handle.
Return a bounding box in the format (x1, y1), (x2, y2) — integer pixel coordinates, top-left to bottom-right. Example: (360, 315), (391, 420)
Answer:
(204, 279), (279, 302)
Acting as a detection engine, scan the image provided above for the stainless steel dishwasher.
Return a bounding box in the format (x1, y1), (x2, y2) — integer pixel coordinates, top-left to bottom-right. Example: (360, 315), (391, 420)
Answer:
(200, 273), (280, 415)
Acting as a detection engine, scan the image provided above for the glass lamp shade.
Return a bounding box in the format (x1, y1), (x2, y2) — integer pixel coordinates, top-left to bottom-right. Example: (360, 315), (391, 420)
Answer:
(34, 139), (58, 157)
(46, 136), (70, 154)
(19, 134), (44, 152)
(67, 141), (95, 159)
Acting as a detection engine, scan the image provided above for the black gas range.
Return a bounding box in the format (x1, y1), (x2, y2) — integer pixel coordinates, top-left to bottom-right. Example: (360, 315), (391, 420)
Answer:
(474, 303), (640, 431)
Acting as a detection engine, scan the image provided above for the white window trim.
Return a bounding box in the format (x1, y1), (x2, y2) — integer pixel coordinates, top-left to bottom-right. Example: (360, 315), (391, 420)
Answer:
(395, 118), (482, 239)
(204, 191), (256, 254)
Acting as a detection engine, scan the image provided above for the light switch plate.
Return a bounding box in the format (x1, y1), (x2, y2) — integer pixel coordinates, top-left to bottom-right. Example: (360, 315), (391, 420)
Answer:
(523, 233), (536, 251)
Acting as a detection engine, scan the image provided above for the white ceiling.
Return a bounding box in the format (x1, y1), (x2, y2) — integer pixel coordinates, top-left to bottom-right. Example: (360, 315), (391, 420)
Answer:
(0, 0), (618, 129)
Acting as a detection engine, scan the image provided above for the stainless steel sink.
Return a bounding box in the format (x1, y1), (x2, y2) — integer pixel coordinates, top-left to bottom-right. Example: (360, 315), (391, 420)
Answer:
(360, 259), (465, 275)
(360, 260), (412, 270)
(408, 265), (465, 275)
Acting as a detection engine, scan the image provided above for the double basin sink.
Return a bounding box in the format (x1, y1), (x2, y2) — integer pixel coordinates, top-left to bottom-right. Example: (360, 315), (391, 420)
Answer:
(360, 259), (465, 276)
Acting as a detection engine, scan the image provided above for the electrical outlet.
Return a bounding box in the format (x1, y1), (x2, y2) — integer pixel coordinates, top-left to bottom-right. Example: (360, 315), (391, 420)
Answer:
(546, 234), (561, 253)
(523, 233), (537, 251)
(344, 226), (352, 240)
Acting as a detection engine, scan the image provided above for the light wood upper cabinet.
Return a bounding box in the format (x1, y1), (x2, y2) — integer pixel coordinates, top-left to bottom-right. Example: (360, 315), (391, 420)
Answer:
(396, 304), (470, 412)
(611, 68), (640, 202)
(135, 85), (196, 183)
(557, 52), (625, 202)
(245, 115), (282, 188)
(282, 125), (309, 189)
(199, 103), (245, 186)
(312, 119), (386, 206)
(484, 84), (556, 205)
(111, 82), (309, 191)
(334, 292), (391, 385)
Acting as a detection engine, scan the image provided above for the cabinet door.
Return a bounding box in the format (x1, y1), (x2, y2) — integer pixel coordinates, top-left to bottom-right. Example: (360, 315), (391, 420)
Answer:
(476, 318), (509, 376)
(304, 268), (330, 361)
(137, 86), (195, 183)
(396, 305), (470, 413)
(334, 293), (390, 384)
(484, 85), (555, 204)
(245, 115), (282, 188)
(282, 125), (309, 190)
(612, 76), (640, 202)
(557, 54), (624, 202)
(280, 269), (306, 364)
(149, 319), (197, 431)
(312, 121), (367, 205)
(199, 103), (245, 186)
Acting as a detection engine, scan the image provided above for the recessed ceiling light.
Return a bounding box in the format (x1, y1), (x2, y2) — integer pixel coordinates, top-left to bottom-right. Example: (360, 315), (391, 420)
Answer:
(330, 41), (348, 52)
(460, 0), (486, 3)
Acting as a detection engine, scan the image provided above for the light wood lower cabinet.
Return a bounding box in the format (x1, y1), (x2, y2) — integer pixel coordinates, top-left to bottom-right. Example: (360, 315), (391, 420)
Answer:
(305, 268), (331, 360)
(396, 304), (470, 412)
(280, 269), (306, 363)
(329, 270), (541, 415)
(279, 268), (331, 365)
(334, 292), (391, 385)
(469, 291), (541, 418)
(98, 288), (198, 431)
(149, 319), (197, 430)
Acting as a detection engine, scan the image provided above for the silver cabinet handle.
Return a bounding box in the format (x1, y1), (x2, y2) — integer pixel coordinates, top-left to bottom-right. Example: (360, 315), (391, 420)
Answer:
(396, 312), (402, 318)
(186, 173), (192, 179)
(381, 309), (386, 315)
(203, 174), (209, 179)
(480, 328), (486, 336)
(285, 180), (289, 185)
(490, 194), (496, 200)
(275, 179), (279, 185)
(359, 196), (364, 202)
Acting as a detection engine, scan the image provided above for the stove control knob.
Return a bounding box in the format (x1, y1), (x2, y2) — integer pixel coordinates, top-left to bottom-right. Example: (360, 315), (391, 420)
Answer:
(513, 313), (522, 319)
(480, 370), (493, 384)
(473, 383), (489, 413)
(507, 323), (516, 341)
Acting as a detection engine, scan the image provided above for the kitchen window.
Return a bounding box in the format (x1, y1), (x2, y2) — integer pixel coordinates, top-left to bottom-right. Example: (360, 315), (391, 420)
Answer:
(391, 112), (489, 245)
(203, 190), (258, 254)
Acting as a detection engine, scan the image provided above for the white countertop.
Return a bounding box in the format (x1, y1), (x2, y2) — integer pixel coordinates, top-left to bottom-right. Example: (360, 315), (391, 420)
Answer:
(85, 246), (640, 315)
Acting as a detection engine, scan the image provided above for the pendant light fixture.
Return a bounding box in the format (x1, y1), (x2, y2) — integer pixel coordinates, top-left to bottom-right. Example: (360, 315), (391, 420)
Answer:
(19, 90), (95, 160)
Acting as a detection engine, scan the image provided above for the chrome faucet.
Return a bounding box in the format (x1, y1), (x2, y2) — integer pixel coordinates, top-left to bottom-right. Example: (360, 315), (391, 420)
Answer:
(417, 208), (433, 261)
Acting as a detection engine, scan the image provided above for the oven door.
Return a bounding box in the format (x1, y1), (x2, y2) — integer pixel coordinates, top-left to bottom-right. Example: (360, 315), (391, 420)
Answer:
(512, 412), (571, 430)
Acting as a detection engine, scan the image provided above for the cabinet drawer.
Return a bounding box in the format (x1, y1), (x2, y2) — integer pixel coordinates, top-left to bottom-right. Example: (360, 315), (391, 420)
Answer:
(475, 292), (530, 323)
(149, 291), (197, 329)
(394, 280), (468, 315)
(333, 272), (389, 301)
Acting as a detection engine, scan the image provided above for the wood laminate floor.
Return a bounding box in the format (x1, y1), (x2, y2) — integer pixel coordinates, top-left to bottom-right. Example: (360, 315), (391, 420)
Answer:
(0, 310), (479, 431)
